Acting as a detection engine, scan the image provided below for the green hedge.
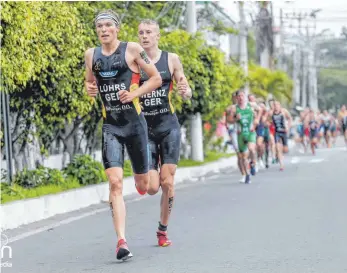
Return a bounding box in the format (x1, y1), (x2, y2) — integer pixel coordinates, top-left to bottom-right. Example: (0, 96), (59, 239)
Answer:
(0, 154), (125, 204)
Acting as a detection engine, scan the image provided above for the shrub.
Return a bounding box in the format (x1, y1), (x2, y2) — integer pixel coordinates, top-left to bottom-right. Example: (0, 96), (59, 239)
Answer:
(12, 167), (67, 188)
(63, 154), (107, 185)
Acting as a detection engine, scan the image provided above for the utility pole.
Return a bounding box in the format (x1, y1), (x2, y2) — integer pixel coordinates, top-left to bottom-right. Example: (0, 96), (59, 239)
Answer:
(1, 91), (14, 183)
(309, 13), (319, 110)
(301, 49), (308, 107)
(238, 1), (249, 96)
(278, 8), (285, 71)
(257, 2), (272, 69)
(186, 1), (204, 162)
(292, 45), (301, 107)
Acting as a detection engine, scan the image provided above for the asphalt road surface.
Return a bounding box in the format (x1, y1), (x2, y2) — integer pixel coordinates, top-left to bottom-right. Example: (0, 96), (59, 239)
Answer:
(2, 141), (347, 273)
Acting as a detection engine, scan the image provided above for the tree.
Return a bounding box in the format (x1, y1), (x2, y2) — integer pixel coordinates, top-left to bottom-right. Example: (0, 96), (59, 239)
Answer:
(1, 1), (184, 170)
(1, 1), (248, 170)
(248, 63), (293, 105)
(1, 2), (93, 170)
(315, 37), (347, 110)
(318, 69), (347, 110)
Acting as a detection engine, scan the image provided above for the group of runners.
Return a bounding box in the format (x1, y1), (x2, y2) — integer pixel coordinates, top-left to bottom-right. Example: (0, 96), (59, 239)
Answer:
(225, 92), (292, 183)
(294, 107), (347, 154)
(84, 9), (347, 262)
(225, 93), (347, 183)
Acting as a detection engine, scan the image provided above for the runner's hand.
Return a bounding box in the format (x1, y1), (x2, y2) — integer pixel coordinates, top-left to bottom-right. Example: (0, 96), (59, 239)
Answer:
(119, 90), (136, 104)
(85, 81), (98, 97)
(177, 77), (191, 100)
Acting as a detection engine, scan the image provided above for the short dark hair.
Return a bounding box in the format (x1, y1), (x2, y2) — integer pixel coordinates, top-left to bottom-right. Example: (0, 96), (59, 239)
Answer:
(235, 89), (245, 96)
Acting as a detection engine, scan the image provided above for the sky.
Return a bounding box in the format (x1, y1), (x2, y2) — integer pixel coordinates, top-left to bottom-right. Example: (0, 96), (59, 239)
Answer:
(218, 0), (347, 37)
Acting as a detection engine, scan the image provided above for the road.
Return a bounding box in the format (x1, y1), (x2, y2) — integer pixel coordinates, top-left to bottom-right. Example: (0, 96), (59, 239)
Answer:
(2, 141), (347, 273)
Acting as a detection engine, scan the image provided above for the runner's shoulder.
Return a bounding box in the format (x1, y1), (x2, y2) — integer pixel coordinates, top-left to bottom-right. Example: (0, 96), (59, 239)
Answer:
(85, 48), (95, 58)
(168, 52), (182, 67)
(126, 42), (143, 53)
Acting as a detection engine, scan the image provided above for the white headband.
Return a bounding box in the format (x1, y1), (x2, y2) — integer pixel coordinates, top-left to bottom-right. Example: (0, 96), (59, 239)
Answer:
(94, 13), (120, 27)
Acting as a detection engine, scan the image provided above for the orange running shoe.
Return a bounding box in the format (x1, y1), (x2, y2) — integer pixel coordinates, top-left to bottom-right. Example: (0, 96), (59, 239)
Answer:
(157, 231), (172, 247)
(135, 183), (147, 195)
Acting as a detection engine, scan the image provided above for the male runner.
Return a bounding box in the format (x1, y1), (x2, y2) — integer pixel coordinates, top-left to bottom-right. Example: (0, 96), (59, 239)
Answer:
(229, 89), (259, 183)
(137, 19), (192, 247)
(226, 92), (247, 182)
(330, 114), (338, 146)
(256, 101), (268, 169)
(338, 104), (347, 147)
(321, 110), (332, 148)
(305, 109), (319, 155)
(262, 104), (271, 168)
(85, 10), (162, 260)
(268, 101), (292, 171)
(296, 111), (308, 153)
(267, 99), (278, 164)
(248, 94), (266, 172)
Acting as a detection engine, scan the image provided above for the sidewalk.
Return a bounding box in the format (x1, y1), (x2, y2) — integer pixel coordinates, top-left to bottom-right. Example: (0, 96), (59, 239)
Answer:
(1, 156), (237, 231)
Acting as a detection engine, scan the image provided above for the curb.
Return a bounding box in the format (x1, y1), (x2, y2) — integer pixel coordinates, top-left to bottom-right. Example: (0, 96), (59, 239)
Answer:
(0, 156), (237, 231)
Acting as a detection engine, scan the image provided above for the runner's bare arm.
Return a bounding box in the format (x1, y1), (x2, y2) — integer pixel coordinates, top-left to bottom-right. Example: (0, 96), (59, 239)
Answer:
(85, 48), (96, 84)
(171, 53), (192, 99)
(128, 42), (162, 98)
(226, 105), (237, 124)
(284, 109), (293, 130)
(84, 48), (98, 97)
(250, 102), (262, 125)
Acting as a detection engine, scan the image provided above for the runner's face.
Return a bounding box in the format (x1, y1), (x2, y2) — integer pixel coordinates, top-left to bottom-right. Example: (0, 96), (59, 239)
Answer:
(342, 105), (346, 111)
(96, 19), (118, 44)
(249, 95), (256, 102)
(237, 92), (245, 104)
(274, 102), (281, 112)
(138, 23), (160, 49)
(269, 101), (275, 110)
(232, 95), (237, 104)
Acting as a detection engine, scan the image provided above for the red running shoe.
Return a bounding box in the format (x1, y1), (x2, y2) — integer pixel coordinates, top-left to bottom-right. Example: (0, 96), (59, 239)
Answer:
(157, 231), (172, 247)
(135, 183), (147, 195)
(116, 239), (133, 261)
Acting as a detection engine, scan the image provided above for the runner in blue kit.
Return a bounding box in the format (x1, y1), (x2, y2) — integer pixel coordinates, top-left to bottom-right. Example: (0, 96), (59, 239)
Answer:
(138, 19), (192, 247)
(84, 10), (162, 261)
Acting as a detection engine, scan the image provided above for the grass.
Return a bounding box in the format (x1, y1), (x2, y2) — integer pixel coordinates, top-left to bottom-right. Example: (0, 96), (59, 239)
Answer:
(1, 151), (234, 204)
(1, 180), (81, 204)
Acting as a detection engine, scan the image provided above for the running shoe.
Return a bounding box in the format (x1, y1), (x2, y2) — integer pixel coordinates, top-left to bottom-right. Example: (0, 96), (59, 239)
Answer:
(250, 163), (256, 176)
(135, 183), (147, 195)
(239, 175), (246, 183)
(116, 239), (133, 261)
(157, 231), (172, 247)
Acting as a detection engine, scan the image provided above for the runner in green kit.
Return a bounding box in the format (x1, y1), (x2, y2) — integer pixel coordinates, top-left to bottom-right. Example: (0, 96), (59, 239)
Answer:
(230, 89), (259, 183)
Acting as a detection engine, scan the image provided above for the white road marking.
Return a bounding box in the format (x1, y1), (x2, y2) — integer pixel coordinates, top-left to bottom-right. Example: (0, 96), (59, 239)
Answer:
(291, 157), (300, 164)
(7, 196), (147, 244)
(309, 158), (325, 163)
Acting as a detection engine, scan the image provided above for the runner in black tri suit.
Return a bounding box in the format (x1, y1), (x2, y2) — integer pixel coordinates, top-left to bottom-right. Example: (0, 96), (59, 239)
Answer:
(269, 101), (292, 171)
(84, 10), (162, 261)
(138, 19), (192, 247)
